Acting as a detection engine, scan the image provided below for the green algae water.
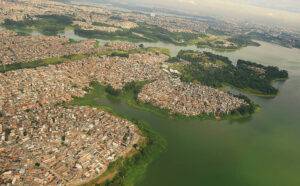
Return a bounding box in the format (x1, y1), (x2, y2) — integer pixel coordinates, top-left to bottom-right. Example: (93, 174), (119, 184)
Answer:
(2, 22), (299, 186)
(89, 42), (300, 186)
(61, 29), (300, 185)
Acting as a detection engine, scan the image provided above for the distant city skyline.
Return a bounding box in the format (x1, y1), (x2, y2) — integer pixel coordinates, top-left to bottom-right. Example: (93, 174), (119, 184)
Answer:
(103, 0), (300, 31)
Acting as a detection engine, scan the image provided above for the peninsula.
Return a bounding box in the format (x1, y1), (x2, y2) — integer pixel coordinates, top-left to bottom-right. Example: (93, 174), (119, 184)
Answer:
(0, 0), (292, 185)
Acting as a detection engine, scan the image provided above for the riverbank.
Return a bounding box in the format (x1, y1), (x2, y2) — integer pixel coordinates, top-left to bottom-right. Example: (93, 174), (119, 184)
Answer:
(70, 84), (166, 186)
(0, 53), (86, 73)
(67, 80), (257, 185)
(221, 83), (280, 98)
(71, 81), (257, 122)
(229, 77), (289, 98)
(174, 50), (288, 96)
(83, 120), (165, 186)
(59, 31), (300, 186)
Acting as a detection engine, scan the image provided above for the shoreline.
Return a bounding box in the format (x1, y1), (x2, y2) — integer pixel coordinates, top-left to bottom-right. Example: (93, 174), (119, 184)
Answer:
(67, 81), (259, 185)
(71, 81), (258, 122)
(86, 120), (165, 186)
(70, 96), (166, 186)
(221, 77), (289, 98)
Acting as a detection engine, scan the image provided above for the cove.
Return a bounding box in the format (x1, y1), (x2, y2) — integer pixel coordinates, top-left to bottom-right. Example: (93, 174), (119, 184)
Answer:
(35, 28), (300, 185)
(137, 42), (300, 186)
(86, 41), (300, 186)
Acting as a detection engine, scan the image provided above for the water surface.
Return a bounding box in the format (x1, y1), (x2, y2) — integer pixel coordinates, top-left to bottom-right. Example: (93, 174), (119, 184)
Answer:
(12, 28), (300, 185)
(94, 41), (300, 186)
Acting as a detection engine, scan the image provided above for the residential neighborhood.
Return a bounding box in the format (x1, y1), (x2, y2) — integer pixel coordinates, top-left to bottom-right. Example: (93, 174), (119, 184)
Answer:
(138, 77), (247, 116)
(0, 31), (97, 65)
(1, 106), (140, 185)
(1, 0), (295, 185)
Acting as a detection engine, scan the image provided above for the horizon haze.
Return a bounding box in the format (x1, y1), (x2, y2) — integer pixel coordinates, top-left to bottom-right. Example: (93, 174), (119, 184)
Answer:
(96, 0), (300, 31)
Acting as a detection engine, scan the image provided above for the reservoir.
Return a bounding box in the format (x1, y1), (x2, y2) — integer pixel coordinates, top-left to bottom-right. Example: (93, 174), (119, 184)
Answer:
(93, 41), (300, 186)
(47, 29), (300, 185)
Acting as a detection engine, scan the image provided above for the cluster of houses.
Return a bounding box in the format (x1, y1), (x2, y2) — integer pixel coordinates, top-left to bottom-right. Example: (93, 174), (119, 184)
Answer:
(0, 0), (203, 36)
(144, 16), (208, 33)
(0, 0), (137, 35)
(0, 105), (140, 185)
(73, 21), (120, 33)
(94, 53), (168, 89)
(103, 41), (138, 51)
(0, 31), (97, 65)
(0, 52), (169, 184)
(0, 29), (16, 37)
(0, 29), (142, 66)
(0, 50), (169, 184)
(138, 76), (247, 116)
(0, 42), (249, 185)
(0, 0), (108, 23)
(1, 53), (168, 185)
(0, 3), (252, 183)
(0, 54), (162, 114)
(0, 0), (28, 22)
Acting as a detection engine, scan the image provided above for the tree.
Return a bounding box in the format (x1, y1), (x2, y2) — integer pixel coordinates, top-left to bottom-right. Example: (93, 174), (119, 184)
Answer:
(105, 85), (121, 96)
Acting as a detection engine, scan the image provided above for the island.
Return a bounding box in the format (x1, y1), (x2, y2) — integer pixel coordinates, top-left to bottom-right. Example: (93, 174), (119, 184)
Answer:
(195, 34), (260, 50)
(3, 14), (73, 36)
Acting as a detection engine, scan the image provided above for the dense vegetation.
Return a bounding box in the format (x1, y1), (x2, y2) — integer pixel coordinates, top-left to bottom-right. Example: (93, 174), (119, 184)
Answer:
(92, 22), (112, 27)
(110, 50), (130, 58)
(101, 119), (166, 186)
(107, 79), (257, 119)
(196, 34), (260, 50)
(71, 73), (259, 184)
(131, 23), (200, 45)
(75, 28), (145, 42)
(196, 38), (234, 50)
(0, 47), (168, 73)
(236, 60), (289, 80)
(178, 50), (232, 64)
(177, 50), (288, 95)
(74, 22), (200, 45)
(134, 47), (170, 56)
(2, 14), (73, 35)
(70, 79), (258, 185)
(105, 85), (122, 96)
(246, 31), (300, 49)
(228, 35), (260, 47)
(208, 27), (300, 49)
(0, 53), (87, 73)
(0, 49), (120, 73)
(232, 94), (257, 115)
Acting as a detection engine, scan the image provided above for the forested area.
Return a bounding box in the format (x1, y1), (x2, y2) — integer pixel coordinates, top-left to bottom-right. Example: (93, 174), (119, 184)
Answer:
(177, 50), (288, 95)
(3, 15), (73, 35)
(228, 35), (260, 47)
(75, 23), (200, 45)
